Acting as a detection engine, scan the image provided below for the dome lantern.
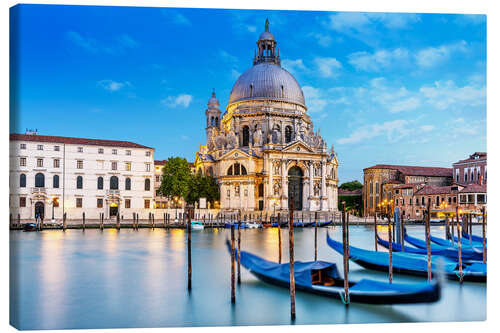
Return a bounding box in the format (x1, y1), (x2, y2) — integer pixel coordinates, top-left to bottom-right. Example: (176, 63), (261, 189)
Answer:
(253, 18), (280, 66)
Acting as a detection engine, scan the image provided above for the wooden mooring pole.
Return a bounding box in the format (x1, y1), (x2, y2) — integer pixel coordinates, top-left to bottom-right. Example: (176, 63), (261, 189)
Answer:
(82, 212), (85, 231)
(289, 200), (296, 320)
(400, 213), (405, 251)
(187, 209), (192, 291)
(63, 213), (67, 231)
(388, 206), (393, 283)
(426, 200), (432, 281)
(17, 213), (21, 226)
(237, 211), (241, 285)
(314, 211), (318, 261)
(342, 201), (349, 305)
(469, 214), (473, 246)
(482, 207), (486, 264)
(100, 213), (104, 230)
(278, 212), (282, 264)
(230, 223), (236, 304)
(456, 206), (463, 284)
(374, 212), (378, 251)
(451, 210), (455, 246)
(116, 213), (120, 230)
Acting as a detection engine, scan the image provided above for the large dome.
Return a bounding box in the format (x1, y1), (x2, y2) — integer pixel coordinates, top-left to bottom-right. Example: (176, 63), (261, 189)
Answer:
(228, 63), (306, 107)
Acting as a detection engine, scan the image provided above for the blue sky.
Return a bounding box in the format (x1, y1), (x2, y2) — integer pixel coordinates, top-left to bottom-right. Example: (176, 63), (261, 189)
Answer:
(10, 4), (486, 182)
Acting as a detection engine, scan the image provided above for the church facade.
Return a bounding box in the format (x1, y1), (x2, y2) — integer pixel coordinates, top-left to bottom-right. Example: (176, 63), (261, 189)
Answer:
(194, 20), (339, 213)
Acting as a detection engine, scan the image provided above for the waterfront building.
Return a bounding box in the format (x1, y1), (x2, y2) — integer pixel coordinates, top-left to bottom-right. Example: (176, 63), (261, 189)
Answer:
(363, 164), (453, 216)
(452, 152), (487, 185)
(194, 20), (339, 214)
(9, 132), (155, 221)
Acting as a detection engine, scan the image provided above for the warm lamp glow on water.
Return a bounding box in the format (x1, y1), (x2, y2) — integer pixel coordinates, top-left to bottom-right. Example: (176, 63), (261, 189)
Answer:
(10, 225), (486, 330)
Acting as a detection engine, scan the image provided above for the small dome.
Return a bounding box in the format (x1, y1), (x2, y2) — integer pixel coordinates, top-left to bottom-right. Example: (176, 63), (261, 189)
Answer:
(259, 31), (275, 41)
(228, 63), (305, 106)
(208, 91), (219, 107)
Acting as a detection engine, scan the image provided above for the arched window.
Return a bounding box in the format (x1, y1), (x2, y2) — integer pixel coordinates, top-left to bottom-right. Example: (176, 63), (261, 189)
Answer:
(258, 183), (264, 197)
(53, 175), (59, 188)
(227, 165), (233, 176)
(35, 173), (45, 188)
(125, 177), (131, 190)
(76, 176), (83, 189)
(285, 126), (292, 143)
(242, 126), (250, 147)
(97, 177), (103, 190)
(145, 178), (151, 191)
(234, 163), (241, 176)
(215, 117), (219, 127)
(20, 173), (26, 188)
(110, 176), (119, 190)
(241, 165), (247, 175)
(211, 116), (215, 126)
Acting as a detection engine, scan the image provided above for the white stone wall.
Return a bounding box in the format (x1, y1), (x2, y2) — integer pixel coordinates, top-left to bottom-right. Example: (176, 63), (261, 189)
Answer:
(9, 139), (155, 221)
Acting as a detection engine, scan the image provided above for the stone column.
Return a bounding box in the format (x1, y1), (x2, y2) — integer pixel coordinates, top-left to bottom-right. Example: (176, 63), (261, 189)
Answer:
(320, 161), (327, 211)
(309, 162), (314, 210)
(269, 159), (274, 199)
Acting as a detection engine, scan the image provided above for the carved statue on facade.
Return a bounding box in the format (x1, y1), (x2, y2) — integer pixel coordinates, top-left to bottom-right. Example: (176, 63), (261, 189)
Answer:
(273, 180), (281, 196)
(253, 125), (263, 146)
(235, 184), (240, 197)
(272, 126), (281, 144)
(314, 182), (320, 196)
(225, 123), (238, 149)
(274, 162), (281, 175)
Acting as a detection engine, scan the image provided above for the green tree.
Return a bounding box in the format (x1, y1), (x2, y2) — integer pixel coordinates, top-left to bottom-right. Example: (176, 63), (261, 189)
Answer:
(186, 173), (220, 205)
(339, 180), (363, 191)
(158, 157), (192, 201)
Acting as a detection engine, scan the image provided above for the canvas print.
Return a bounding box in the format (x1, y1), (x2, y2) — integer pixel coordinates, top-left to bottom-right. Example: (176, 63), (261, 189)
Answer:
(9, 4), (486, 330)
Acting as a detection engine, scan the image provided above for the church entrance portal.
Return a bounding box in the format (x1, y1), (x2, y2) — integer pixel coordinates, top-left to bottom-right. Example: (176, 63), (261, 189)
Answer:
(34, 201), (45, 220)
(288, 166), (303, 210)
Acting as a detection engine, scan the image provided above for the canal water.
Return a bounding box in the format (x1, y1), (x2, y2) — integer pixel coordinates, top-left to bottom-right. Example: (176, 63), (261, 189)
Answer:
(10, 225), (486, 330)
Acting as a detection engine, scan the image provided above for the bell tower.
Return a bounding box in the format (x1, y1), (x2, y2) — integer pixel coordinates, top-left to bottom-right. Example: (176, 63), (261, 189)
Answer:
(205, 90), (221, 144)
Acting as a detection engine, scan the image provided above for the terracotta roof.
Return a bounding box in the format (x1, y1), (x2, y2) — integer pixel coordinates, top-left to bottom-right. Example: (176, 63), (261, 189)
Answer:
(338, 189), (362, 196)
(459, 183), (487, 193)
(365, 164), (452, 177)
(453, 152), (487, 165)
(154, 160), (167, 166)
(382, 179), (403, 185)
(10, 133), (153, 149)
(393, 183), (421, 190)
(415, 185), (458, 195)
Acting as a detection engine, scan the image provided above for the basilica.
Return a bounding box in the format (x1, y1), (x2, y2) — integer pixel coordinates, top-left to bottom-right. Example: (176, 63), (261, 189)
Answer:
(194, 20), (339, 213)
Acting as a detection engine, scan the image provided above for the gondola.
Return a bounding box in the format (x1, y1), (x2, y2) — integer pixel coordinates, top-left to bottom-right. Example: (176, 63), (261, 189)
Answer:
(462, 232), (486, 244)
(403, 233), (483, 262)
(430, 235), (484, 249)
(317, 220), (333, 227)
(225, 240), (441, 304)
(23, 223), (37, 232)
(326, 233), (486, 282)
(224, 222), (248, 229)
(377, 235), (480, 264)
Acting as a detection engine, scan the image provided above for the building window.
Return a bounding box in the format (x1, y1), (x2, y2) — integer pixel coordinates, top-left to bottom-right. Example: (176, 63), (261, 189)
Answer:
(76, 176), (83, 189)
(125, 199), (131, 208)
(54, 159), (60, 168)
(110, 176), (119, 190)
(396, 199), (399, 206)
(20, 157), (26, 167)
(471, 171), (474, 182)
(37, 158), (43, 168)
(126, 150), (131, 156)
(97, 198), (103, 208)
(20, 174), (26, 187)
(415, 197), (419, 206)
(144, 199), (150, 208)
(54, 145), (60, 151)
(97, 176), (103, 190)
(145, 178), (151, 191)
(285, 126), (292, 143)
(227, 189), (230, 198)
(258, 183), (264, 197)
(111, 162), (117, 170)
(242, 126), (250, 147)
(227, 165), (233, 176)
(448, 197), (451, 204)
(369, 182), (373, 194)
(53, 175), (59, 188)
(98, 148), (104, 154)
(20, 143), (26, 149)
(453, 196), (457, 203)
(20, 197), (26, 207)
(155, 175), (160, 182)
(53, 198), (59, 207)
(145, 163), (151, 172)
(464, 172), (468, 183)
(77, 147), (83, 153)
(77, 160), (83, 169)
(146, 151), (151, 157)
(37, 145), (43, 151)
(402, 199), (405, 206)
(76, 198), (83, 208)
(125, 177), (131, 190)
(409, 198), (412, 205)
(456, 174), (459, 183)
(125, 162), (131, 171)
(477, 194), (486, 204)
(35, 173), (45, 187)
(112, 149), (117, 155)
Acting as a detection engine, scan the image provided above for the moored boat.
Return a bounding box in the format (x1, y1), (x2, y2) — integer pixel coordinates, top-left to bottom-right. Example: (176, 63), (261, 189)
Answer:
(23, 223), (37, 232)
(191, 221), (204, 230)
(327, 233), (486, 282)
(226, 240), (441, 304)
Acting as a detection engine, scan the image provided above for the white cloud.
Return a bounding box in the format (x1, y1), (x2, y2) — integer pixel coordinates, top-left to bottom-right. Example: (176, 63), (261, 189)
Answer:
(247, 25), (257, 32)
(419, 125), (435, 132)
(282, 59), (307, 75)
(337, 119), (409, 144)
(314, 57), (342, 77)
(165, 11), (191, 26)
(419, 80), (486, 110)
(97, 80), (130, 92)
(348, 48), (409, 71)
(66, 30), (98, 53)
(116, 34), (138, 48)
(326, 12), (420, 33)
(415, 41), (468, 68)
(67, 30), (139, 55)
(231, 69), (241, 80)
(389, 97), (421, 113)
(161, 94), (193, 108)
(302, 86), (327, 113)
(311, 33), (333, 47)
(220, 50), (238, 63)
(365, 13), (421, 29)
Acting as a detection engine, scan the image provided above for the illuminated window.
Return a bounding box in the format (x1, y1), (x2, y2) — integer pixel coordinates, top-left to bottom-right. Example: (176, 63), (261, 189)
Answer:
(125, 162), (131, 171)
(20, 157), (26, 166)
(20, 197), (26, 207)
(144, 200), (150, 208)
(77, 160), (83, 169)
(97, 198), (103, 208)
(76, 198), (82, 208)
(125, 199), (131, 208)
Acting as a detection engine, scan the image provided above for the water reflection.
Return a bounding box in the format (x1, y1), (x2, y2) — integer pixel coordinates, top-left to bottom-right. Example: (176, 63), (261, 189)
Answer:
(10, 225), (486, 330)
